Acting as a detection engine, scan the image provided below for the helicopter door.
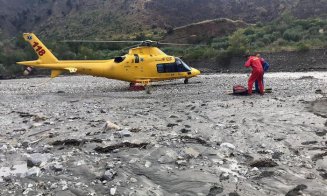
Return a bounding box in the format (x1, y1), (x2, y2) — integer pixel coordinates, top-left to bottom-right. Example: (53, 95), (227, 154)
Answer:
(132, 54), (144, 75)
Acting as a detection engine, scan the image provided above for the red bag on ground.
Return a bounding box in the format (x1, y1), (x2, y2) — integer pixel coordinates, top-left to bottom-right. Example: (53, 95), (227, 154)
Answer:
(233, 85), (248, 95)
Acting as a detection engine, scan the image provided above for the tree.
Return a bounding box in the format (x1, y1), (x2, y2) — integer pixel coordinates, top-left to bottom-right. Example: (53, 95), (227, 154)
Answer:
(227, 29), (250, 55)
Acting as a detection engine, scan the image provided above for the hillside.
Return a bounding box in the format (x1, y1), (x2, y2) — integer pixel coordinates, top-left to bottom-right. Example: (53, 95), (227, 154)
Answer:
(0, 0), (152, 39)
(0, 0), (327, 39)
(146, 0), (327, 28)
(163, 18), (248, 44)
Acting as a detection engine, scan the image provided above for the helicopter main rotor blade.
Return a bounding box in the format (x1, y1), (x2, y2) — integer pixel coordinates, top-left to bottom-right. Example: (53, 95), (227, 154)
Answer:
(159, 42), (206, 46)
(61, 40), (143, 43)
(60, 40), (207, 47)
(121, 44), (141, 51)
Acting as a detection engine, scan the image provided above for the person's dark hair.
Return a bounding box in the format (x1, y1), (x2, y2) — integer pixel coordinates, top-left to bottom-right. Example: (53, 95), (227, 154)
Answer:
(243, 54), (251, 59)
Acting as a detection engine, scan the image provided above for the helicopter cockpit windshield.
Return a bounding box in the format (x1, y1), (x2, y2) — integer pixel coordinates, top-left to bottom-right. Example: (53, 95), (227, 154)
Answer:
(175, 57), (192, 72)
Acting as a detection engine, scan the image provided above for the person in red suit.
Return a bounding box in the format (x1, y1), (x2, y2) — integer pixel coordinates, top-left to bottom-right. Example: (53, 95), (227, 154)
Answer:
(244, 54), (265, 95)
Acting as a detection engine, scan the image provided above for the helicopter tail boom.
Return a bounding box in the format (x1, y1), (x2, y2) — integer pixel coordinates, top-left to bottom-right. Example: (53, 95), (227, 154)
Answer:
(22, 33), (58, 64)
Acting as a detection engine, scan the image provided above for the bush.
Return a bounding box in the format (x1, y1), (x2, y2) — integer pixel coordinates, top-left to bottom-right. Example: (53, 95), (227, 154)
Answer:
(227, 29), (249, 55)
(283, 29), (302, 42)
(211, 37), (229, 49)
(254, 40), (265, 48)
(274, 38), (288, 46)
(184, 47), (205, 61)
(0, 64), (7, 75)
(296, 42), (310, 52)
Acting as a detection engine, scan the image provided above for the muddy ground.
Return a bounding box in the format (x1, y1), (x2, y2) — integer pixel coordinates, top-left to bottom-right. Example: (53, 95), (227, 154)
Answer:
(0, 72), (326, 196)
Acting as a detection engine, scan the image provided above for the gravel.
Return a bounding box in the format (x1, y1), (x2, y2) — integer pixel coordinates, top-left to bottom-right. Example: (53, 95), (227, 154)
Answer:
(0, 72), (326, 195)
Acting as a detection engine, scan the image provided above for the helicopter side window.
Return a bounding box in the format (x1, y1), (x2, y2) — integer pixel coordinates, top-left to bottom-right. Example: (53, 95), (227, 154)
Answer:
(157, 64), (164, 73)
(166, 63), (178, 72)
(157, 58), (191, 73)
(114, 56), (126, 63)
(156, 63), (177, 73)
(134, 54), (140, 63)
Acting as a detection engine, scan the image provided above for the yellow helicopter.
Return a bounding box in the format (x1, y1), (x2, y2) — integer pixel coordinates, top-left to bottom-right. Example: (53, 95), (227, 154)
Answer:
(17, 33), (201, 90)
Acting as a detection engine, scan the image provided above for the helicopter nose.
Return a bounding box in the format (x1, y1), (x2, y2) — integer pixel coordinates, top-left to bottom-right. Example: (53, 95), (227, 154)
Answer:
(192, 68), (201, 76)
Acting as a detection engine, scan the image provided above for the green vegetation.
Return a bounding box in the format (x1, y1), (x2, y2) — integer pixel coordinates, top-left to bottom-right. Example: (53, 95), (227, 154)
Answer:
(166, 15), (327, 62)
(0, 15), (326, 78)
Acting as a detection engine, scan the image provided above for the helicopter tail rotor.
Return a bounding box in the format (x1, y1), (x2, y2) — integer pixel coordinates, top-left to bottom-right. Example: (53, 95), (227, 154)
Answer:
(23, 66), (33, 76)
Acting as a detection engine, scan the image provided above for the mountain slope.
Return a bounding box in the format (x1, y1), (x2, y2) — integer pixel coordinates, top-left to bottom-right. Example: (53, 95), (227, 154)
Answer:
(0, 0), (326, 39)
(0, 0), (151, 39)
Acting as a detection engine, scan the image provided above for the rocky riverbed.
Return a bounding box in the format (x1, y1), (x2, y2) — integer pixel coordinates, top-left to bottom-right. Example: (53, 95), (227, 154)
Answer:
(0, 72), (326, 196)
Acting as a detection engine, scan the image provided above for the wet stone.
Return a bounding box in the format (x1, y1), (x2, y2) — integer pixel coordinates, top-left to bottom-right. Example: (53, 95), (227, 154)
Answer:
(129, 128), (142, 133)
(100, 109), (106, 113)
(22, 141), (29, 148)
(179, 135), (209, 146)
(285, 184), (308, 196)
(50, 183), (58, 189)
(176, 160), (188, 166)
(103, 121), (121, 131)
(305, 172), (316, 179)
(272, 152), (284, 160)
(311, 152), (327, 161)
(52, 139), (85, 146)
(110, 187), (117, 195)
(207, 185), (223, 196)
(220, 143), (236, 150)
(115, 129), (132, 137)
(130, 177), (137, 183)
(229, 192), (240, 196)
(219, 172), (229, 181)
(319, 170), (327, 179)
(51, 163), (64, 172)
(250, 159), (278, 168)
(301, 141), (318, 145)
(26, 167), (41, 177)
(94, 142), (149, 153)
(167, 123), (178, 128)
(184, 147), (200, 158)
(258, 171), (274, 179)
(26, 153), (52, 167)
(101, 169), (116, 181)
(158, 155), (176, 164)
(42, 144), (53, 153)
(0, 144), (8, 152)
(145, 161), (152, 168)
(315, 130), (327, 137)
(180, 128), (191, 133)
(274, 137), (285, 142)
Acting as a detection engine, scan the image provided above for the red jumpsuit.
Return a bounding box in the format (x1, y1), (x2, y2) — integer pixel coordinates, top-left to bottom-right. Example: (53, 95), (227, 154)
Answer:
(244, 56), (264, 95)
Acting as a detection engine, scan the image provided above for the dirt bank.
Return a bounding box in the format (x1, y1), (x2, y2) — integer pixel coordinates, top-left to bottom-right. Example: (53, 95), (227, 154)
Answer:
(0, 72), (326, 195)
(192, 49), (327, 73)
